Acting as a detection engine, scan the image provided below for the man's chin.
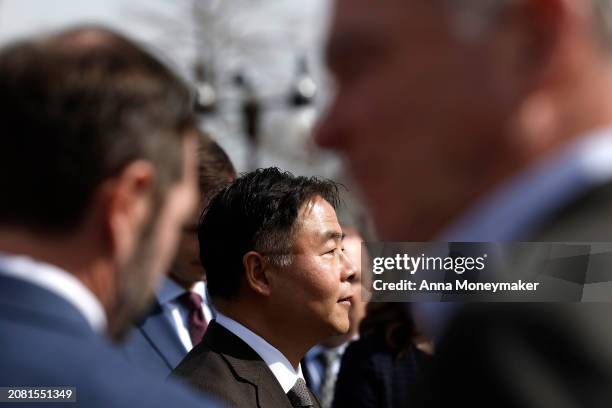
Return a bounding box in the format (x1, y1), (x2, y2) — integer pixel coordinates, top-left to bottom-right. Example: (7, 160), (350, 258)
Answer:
(107, 298), (155, 343)
(330, 314), (351, 336)
(106, 286), (157, 344)
(106, 318), (134, 344)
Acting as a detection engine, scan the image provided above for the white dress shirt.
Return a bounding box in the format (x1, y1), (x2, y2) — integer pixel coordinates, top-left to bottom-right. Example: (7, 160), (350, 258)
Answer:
(0, 252), (107, 333)
(215, 312), (304, 393)
(157, 277), (213, 352)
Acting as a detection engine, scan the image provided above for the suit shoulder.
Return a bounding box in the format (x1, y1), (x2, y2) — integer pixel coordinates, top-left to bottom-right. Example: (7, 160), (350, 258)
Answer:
(171, 346), (257, 407)
(0, 323), (217, 407)
(172, 343), (221, 381)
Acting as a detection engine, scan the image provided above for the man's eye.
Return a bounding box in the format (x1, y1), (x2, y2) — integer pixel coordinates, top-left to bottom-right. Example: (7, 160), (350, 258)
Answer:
(183, 225), (198, 234)
(325, 247), (344, 256)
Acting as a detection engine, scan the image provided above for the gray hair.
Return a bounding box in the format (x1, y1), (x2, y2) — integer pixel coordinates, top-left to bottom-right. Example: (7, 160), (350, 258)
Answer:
(444, 0), (516, 41)
(447, 0), (612, 50)
(594, 0), (612, 49)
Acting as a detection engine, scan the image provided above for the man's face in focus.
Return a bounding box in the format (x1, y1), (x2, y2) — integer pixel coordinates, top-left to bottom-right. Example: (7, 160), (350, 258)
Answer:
(110, 135), (199, 341)
(268, 197), (356, 341)
(343, 234), (367, 337)
(316, 0), (517, 239)
(321, 231), (368, 348)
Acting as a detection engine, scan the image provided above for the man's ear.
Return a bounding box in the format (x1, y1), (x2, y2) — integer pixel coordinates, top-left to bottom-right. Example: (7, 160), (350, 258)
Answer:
(525, 0), (565, 55)
(101, 160), (155, 266)
(243, 251), (272, 296)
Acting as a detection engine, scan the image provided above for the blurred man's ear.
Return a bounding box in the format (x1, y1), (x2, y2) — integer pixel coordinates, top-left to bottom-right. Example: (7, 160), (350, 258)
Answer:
(496, 0), (564, 84)
(525, 0), (565, 62)
(243, 251), (272, 296)
(507, 0), (589, 152)
(100, 160), (155, 267)
(527, 0), (565, 31)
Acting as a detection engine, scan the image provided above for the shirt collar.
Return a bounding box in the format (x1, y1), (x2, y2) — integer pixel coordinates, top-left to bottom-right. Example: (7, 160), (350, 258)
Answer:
(193, 281), (206, 303)
(0, 252), (107, 333)
(157, 276), (186, 305)
(215, 312), (303, 393)
(441, 126), (612, 241)
(157, 276), (207, 305)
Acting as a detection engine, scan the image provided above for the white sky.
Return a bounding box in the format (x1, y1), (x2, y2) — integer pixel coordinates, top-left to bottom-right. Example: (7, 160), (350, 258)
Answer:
(0, 0), (166, 43)
(0, 0), (330, 78)
(0, 0), (338, 176)
(0, 0), (362, 225)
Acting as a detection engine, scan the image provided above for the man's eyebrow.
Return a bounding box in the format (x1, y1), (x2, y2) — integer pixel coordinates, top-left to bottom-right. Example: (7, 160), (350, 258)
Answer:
(323, 231), (346, 242)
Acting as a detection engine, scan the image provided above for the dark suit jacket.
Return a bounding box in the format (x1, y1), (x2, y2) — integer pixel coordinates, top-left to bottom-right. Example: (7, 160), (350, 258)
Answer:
(171, 320), (320, 408)
(0, 274), (218, 408)
(415, 182), (612, 407)
(121, 299), (187, 376)
(332, 333), (429, 408)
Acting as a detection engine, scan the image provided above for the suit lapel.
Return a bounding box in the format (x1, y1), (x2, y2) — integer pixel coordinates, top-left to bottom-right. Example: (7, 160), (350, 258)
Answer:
(205, 321), (293, 408)
(225, 353), (293, 408)
(137, 301), (186, 370)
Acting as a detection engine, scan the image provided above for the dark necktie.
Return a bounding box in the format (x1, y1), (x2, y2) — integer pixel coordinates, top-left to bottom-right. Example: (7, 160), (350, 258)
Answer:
(287, 378), (314, 408)
(178, 291), (207, 347)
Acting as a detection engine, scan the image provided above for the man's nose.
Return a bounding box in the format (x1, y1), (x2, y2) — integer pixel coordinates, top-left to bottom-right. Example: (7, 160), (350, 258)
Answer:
(339, 249), (357, 282)
(313, 104), (347, 150)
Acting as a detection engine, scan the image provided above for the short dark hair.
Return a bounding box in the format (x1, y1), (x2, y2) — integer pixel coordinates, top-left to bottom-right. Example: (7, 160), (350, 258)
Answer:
(199, 167), (341, 300)
(0, 26), (195, 232)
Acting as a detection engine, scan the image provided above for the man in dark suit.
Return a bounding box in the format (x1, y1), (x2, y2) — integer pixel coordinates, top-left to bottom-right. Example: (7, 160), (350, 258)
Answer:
(0, 26), (218, 407)
(171, 168), (357, 407)
(315, 0), (612, 406)
(122, 137), (235, 376)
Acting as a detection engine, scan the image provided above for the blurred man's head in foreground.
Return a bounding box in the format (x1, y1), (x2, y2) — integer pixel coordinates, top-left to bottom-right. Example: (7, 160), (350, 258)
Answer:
(0, 26), (199, 341)
(316, 0), (612, 239)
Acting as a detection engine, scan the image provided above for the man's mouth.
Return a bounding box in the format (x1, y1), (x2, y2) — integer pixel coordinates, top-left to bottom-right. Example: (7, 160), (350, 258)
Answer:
(338, 295), (353, 306)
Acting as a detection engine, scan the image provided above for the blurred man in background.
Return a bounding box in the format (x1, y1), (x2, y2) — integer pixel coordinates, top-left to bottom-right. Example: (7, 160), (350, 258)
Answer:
(316, 0), (612, 406)
(0, 26), (217, 407)
(123, 135), (236, 376)
(302, 226), (368, 408)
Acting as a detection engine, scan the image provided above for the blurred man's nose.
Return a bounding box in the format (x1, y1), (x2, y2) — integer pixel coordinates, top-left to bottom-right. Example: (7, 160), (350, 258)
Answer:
(313, 105), (346, 150)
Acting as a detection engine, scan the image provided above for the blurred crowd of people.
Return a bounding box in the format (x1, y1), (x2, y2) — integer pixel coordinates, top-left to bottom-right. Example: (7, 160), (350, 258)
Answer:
(4, 0), (612, 407)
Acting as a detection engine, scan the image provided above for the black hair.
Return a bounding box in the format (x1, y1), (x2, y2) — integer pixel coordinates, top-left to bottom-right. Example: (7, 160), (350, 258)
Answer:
(199, 167), (341, 300)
